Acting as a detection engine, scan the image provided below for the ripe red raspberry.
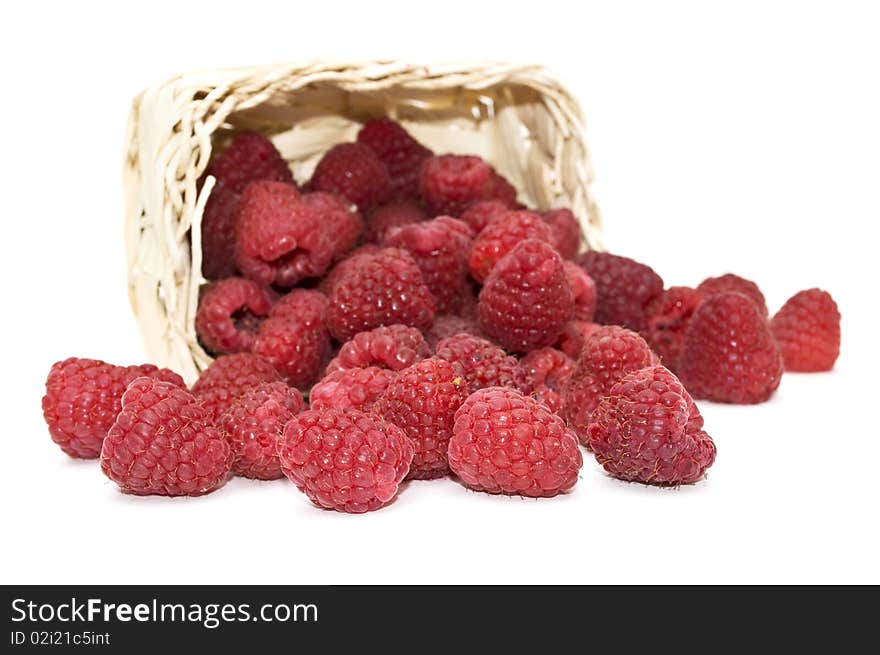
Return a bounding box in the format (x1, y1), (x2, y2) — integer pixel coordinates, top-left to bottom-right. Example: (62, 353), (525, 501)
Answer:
(200, 182), (241, 280)
(364, 201), (426, 243)
(541, 208), (582, 260)
(235, 181), (337, 287)
(326, 247), (436, 341)
(319, 245), (381, 294)
(577, 251), (664, 332)
(517, 347), (574, 414)
(644, 286), (704, 372)
(357, 118), (432, 201)
(448, 387), (582, 497)
(478, 240), (574, 353)
(434, 334), (525, 392)
(310, 367), (398, 412)
(564, 261), (597, 321)
(253, 315), (331, 389)
(206, 131), (293, 194)
(217, 381), (304, 480)
(310, 142), (391, 211)
(556, 320), (602, 358)
(419, 155), (514, 215)
(270, 289), (328, 323)
(325, 324), (430, 374)
(697, 273), (768, 317)
(101, 378), (232, 496)
(770, 288), (841, 372)
(468, 210), (554, 283)
(459, 200), (508, 234)
(587, 366), (717, 485)
(562, 325), (659, 444)
(192, 353), (281, 421)
(201, 132), (294, 281)
(278, 408), (414, 513)
(679, 293), (783, 403)
(426, 314), (482, 348)
(301, 191), (363, 262)
(42, 358), (184, 459)
(383, 216), (474, 314)
(374, 357), (469, 479)
(195, 277), (277, 354)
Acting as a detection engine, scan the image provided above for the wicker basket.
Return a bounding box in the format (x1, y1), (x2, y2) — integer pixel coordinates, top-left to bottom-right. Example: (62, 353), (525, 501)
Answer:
(123, 60), (602, 385)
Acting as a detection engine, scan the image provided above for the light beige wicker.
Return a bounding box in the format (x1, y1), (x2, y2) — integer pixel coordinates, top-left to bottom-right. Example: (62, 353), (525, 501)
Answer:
(124, 60), (602, 385)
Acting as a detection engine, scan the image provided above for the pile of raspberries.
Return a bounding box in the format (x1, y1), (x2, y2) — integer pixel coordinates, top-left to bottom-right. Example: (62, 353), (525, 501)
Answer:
(41, 120), (841, 513)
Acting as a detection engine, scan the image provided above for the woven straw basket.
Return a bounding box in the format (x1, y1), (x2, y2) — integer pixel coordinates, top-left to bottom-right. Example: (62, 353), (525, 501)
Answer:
(123, 60), (602, 385)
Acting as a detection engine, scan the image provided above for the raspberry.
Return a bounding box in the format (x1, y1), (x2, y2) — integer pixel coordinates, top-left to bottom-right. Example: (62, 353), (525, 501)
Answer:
(770, 288), (840, 372)
(448, 387), (582, 497)
(278, 408), (413, 513)
(564, 261), (597, 321)
(587, 366), (717, 485)
(310, 367), (397, 412)
(357, 118), (432, 201)
(556, 320), (602, 358)
(383, 216), (474, 313)
(217, 381), (304, 480)
(42, 358), (184, 459)
(644, 286), (704, 372)
(434, 334), (525, 392)
(326, 247), (436, 341)
(374, 357), (469, 479)
(577, 251), (664, 332)
(419, 155), (514, 215)
(201, 132), (293, 281)
(310, 142), (391, 211)
(697, 273), (768, 317)
(468, 210), (554, 283)
(562, 326), (659, 444)
(192, 353), (281, 421)
(252, 315), (331, 389)
(459, 200), (509, 234)
(319, 245), (381, 294)
(101, 378), (232, 496)
(517, 347), (575, 414)
(426, 315), (482, 348)
(364, 202), (426, 243)
(270, 289), (329, 323)
(541, 208), (582, 260)
(678, 293), (783, 403)
(200, 182), (241, 280)
(235, 181), (336, 287)
(301, 191), (363, 262)
(206, 131), (293, 194)
(195, 277), (277, 354)
(325, 324), (430, 374)
(478, 240), (574, 353)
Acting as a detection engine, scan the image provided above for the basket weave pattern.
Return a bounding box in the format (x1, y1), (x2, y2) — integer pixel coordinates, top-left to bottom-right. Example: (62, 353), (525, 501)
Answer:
(124, 60), (602, 384)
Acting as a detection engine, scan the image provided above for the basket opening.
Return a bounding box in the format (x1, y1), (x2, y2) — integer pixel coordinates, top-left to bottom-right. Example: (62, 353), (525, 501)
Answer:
(210, 82), (552, 209)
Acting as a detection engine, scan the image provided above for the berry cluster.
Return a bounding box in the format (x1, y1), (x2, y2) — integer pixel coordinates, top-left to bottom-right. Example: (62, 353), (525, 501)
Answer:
(42, 119), (840, 513)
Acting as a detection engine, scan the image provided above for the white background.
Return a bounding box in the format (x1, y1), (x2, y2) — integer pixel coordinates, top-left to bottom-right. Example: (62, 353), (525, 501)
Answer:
(2, 1), (878, 584)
